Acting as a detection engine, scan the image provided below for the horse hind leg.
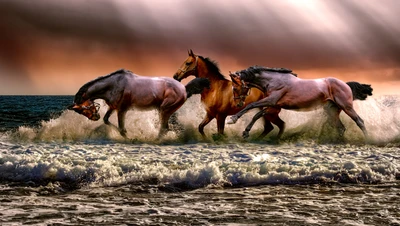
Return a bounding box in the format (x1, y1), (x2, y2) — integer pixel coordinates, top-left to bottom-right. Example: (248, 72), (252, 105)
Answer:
(270, 114), (285, 140)
(342, 107), (368, 138)
(158, 109), (178, 138)
(168, 112), (185, 133)
(243, 110), (266, 139)
(324, 101), (345, 137)
(261, 108), (284, 140)
(158, 99), (186, 138)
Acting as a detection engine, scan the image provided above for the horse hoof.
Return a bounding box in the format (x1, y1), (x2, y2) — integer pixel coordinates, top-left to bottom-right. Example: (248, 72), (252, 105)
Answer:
(227, 117), (237, 124)
(242, 131), (249, 139)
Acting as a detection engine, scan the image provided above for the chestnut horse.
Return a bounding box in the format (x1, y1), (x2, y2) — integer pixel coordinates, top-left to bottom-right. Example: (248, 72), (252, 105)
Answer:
(173, 50), (285, 139)
(228, 66), (373, 139)
(68, 69), (209, 138)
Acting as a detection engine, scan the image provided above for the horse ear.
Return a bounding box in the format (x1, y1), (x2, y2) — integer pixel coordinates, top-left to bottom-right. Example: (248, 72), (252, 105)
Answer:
(68, 104), (80, 110)
(189, 49), (194, 56)
(67, 104), (75, 110)
(229, 73), (238, 85)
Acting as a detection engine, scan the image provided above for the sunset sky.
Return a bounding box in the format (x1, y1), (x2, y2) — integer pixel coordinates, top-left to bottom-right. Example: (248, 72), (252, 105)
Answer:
(0, 0), (399, 95)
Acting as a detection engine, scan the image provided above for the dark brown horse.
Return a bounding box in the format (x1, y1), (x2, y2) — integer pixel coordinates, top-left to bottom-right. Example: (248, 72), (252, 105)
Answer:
(228, 66), (373, 139)
(68, 69), (209, 138)
(173, 50), (285, 139)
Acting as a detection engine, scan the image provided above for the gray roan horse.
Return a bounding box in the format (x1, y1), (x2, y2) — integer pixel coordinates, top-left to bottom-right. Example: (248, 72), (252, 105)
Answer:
(68, 69), (209, 138)
(227, 66), (373, 139)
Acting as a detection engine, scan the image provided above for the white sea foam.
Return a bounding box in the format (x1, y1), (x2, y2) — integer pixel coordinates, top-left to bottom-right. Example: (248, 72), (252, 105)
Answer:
(0, 140), (398, 189)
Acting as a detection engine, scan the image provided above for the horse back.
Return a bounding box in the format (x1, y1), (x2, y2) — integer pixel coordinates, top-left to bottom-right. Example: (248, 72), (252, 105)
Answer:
(126, 75), (186, 109)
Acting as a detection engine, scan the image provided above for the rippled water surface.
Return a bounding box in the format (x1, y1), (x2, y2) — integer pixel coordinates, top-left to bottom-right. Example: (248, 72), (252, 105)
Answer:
(0, 95), (399, 225)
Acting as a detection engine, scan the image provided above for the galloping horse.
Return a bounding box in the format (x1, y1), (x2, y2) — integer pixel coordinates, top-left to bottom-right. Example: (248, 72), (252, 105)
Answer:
(68, 69), (209, 138)
(173, 50), (285, 139)
(227, 66), (373, 139)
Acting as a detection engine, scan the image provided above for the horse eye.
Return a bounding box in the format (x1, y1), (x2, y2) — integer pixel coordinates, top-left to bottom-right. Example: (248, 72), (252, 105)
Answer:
(185, 62), (192, 65)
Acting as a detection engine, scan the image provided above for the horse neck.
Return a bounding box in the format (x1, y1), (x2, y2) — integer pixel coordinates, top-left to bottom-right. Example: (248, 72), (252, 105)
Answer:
(197, 59), (224, 83)
(247, 80), (266, 92)
(83, 76), (116, 102)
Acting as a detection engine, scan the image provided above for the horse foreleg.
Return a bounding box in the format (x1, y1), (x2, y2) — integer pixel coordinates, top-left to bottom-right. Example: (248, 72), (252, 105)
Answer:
(103, 108), (114, 125)
(117, 110), (128, 138)
(227, 98), (276, 124)
(243, 110), (266, 139)
(216, 115), (227, 135)
(199, 113), (214, 139)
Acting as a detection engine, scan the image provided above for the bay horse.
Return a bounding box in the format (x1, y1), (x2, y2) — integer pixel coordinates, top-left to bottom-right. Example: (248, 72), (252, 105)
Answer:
(173, 49), (285, 139)
(227, 66), (373, 139)
(68, 69), (210, 138)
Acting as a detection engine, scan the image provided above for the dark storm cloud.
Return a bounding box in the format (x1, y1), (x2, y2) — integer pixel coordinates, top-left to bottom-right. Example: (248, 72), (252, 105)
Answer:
(330, 1), (400, 67)
(1, 0), (400, 90)
(169, 1), (400, 70)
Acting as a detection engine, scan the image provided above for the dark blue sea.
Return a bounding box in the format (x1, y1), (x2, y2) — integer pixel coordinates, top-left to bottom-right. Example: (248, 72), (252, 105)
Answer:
(0, 95), (399, 225)
(0, 96), (74, 132)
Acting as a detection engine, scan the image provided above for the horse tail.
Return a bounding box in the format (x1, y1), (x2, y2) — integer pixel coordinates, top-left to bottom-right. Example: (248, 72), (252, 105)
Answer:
(346, 81), (373, 100)
(185, 78), (210, 98)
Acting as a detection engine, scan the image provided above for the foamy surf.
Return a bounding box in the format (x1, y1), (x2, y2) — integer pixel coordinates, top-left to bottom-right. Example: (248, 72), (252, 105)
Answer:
(0, 141), (398, 190)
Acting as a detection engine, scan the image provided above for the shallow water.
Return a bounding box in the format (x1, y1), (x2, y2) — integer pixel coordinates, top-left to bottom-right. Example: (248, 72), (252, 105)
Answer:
(0, 95), (399, 225)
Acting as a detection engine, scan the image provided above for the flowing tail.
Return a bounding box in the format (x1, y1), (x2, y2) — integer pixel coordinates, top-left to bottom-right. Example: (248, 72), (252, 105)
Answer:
(185, 78), (210, 98)
(346, 82), (373, 100)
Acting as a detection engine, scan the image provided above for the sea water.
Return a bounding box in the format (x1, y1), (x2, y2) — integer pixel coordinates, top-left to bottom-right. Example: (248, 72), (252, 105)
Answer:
(0, 95), (399, 225)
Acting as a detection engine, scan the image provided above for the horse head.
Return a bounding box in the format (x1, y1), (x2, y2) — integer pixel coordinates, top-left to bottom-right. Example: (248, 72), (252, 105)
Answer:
(173, 49), (199, 81)
(229, 72), (250, 108)
(68, 99), (101, 121)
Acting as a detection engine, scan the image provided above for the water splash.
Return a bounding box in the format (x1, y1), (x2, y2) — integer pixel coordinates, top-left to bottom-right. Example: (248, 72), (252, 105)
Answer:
(3, 95), (400, 144)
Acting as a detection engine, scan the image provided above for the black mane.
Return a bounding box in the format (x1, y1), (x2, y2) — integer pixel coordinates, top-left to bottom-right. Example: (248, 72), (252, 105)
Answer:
(237, 65), (297, 80)
(198, 56), (228, 81)
(74, 68), (130, 103)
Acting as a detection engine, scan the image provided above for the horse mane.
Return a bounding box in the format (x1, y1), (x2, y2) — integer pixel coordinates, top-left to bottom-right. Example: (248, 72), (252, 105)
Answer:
(198, 55), (228, 81)
(74, 68), (130, 103)
(237, 65), (297, 80)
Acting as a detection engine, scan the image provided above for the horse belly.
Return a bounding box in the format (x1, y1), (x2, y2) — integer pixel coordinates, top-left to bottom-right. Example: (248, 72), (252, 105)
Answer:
(129, 92), (162, 110)
(279, 93), (327, 112)
(282, 102), (324, 112)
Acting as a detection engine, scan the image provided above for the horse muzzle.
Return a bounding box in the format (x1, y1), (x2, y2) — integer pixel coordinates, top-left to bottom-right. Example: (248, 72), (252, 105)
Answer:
(67, 104), (76, 110)
(90, 113), (101, 121)
(173, 74), (182, 82)
(89, 113), (100, 121)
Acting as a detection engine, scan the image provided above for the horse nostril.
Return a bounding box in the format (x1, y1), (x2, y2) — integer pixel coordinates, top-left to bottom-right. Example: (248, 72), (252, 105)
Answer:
(173, 74), (182, 82)
(91, 113), (100, 121)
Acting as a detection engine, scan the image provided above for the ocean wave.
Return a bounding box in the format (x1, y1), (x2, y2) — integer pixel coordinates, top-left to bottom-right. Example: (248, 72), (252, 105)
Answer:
(0, 141), (398, 191)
